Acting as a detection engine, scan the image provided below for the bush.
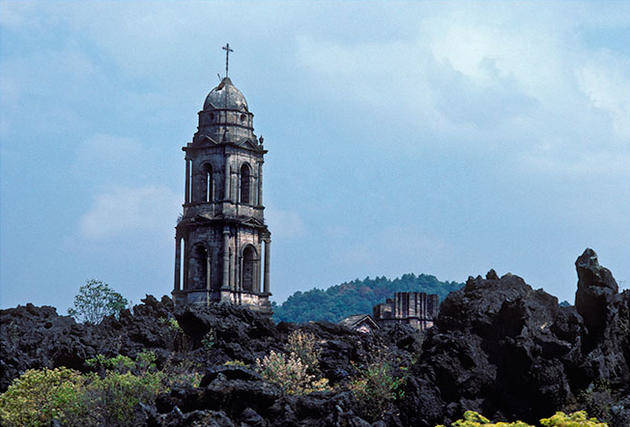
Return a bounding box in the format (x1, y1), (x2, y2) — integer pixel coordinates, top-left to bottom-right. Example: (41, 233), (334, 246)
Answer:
(256, 329), (329, 394)
(201, 329), (216, 351)
(438, 410), (606, 427)
(224, 360), (248, 367)
(286, 330), (320, 373)
(540, 411), (607, 427)
(68, 279), (128, 324)
(0, 367), (87, 426)
(256, 350), (329, 395)
(82, 370), (165, 425)
(349, 360), (406, 422)
(162, 356), (202, 389)
(0, 352), (172, 426)
(438, 411), (533, 426)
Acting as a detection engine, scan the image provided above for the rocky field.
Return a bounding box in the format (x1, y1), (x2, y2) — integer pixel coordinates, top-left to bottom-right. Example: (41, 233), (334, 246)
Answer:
(1, 248), (629, 426)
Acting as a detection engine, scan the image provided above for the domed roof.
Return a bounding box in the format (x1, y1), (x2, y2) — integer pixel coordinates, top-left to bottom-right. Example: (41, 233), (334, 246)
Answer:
(203, 77), (248, 111)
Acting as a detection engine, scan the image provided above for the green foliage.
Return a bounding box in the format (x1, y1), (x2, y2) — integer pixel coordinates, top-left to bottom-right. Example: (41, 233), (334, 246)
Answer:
(575, 380), (613, 421)
(286, 330), (320, 373)
(438, 410), (533, 426)
(162, 358), (202, 388)
(256, 351), (329, 395)
(540, 411), (607, 427)
(159, 316), (183, 334)
(438, 410), (606, 427)
(0, 352), (173, 426)
(86, 354), (135, 372)
(82, 370), (165, 425)
(68, 279), (128, 324)
(224, 360), (248, 367)
(201, 329), (216, 350)
(349, 359), (406, 422)
(0, 367), (87, 427)
(256, 329), (329, 394)
(273, 273), (463, 323)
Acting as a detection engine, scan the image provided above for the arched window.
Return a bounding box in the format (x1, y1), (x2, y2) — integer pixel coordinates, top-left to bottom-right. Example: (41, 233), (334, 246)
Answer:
(203, 164), (213, 202)
(188, 244), (208, 290)
(242, 245), (257, 292)
(240, 163), (251, 204)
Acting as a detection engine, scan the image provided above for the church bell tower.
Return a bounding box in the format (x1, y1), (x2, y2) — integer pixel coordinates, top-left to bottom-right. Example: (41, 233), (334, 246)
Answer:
(172, 44), (272, 314)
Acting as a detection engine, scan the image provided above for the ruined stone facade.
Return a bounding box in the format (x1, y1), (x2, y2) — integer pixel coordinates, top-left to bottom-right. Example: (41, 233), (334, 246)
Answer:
(373, 292), (438, 331)
(172, 76), (272, 314)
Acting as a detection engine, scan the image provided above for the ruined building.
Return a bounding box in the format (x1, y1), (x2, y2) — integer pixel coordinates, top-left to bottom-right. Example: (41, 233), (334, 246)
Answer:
(373, 292), (439, 331)
(172, 45), (271, 314)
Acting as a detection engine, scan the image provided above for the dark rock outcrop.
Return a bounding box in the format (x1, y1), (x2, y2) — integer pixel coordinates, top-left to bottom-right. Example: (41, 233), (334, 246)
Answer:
(401, 248), (630, 426)
(1, 248), (629, 426)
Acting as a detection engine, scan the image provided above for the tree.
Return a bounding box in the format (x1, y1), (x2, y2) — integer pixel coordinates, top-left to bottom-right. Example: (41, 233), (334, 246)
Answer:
(68, 279), (128, 324)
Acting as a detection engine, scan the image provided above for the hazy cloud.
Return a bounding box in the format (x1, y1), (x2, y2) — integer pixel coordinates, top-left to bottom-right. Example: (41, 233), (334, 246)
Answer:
(79, 186), (179, 240)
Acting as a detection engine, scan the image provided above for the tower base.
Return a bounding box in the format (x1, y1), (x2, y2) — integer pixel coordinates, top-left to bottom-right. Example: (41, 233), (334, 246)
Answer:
(172, 289), (272, 316)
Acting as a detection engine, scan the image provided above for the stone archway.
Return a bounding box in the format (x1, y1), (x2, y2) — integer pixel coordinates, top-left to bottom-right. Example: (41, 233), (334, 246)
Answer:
(242, 245), (257, 292)
(189, 244), (208, 290)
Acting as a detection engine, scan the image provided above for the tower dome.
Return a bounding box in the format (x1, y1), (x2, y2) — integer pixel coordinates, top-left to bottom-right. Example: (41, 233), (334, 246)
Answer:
(196, 77), (255, 143)
(203, 77), (248, 112)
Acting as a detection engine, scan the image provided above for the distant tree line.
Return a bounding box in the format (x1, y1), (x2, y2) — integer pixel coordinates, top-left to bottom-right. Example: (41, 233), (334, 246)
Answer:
(272, 273), (463, 324)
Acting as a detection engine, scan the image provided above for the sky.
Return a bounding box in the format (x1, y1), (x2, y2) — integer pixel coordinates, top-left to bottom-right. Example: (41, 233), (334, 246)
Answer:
(1, 1), (629, 312)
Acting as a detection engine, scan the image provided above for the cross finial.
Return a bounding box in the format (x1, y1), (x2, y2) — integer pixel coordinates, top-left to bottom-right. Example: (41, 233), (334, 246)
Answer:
(222, 43), (234, 78)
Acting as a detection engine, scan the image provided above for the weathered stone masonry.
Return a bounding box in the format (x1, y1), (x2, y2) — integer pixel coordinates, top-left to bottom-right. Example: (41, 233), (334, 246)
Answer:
(373, 292), (438, 330)
(172, 76), (272, 314)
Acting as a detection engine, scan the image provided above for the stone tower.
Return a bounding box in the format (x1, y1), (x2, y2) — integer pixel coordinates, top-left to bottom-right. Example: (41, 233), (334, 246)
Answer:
(172, 67), (271, 314)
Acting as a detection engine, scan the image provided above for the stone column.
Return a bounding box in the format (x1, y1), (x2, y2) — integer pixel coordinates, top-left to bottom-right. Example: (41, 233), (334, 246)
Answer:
(206, 251), (211, 291)
(258, 162), (263, 207)
(263, 239), (271, 294)
(182, 239), (188, 291)
(224, 157), (230, 201)
(185, 159), (190, 203)
(173, 235), (181, 291)
(256, 258), (261, 293)
(222, 227), (230, 289)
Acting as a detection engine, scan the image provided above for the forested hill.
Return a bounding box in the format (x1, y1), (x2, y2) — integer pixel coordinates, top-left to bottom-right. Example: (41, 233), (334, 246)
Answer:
(272, 273), (463, 323)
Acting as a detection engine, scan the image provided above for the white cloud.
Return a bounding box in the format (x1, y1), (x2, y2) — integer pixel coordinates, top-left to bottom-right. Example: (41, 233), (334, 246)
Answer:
(295, 6), (630, 178)
(576, 52), (630, 139)
(265, 206), (306, 239)
(79, 186), (180, 240)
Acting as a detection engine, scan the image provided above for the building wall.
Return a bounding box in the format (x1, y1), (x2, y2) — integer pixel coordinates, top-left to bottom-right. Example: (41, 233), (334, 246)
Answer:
(373, 292), (439, 331)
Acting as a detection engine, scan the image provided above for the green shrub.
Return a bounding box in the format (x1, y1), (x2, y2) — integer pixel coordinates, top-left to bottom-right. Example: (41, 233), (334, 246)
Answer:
(82, 370), (165, 425)
(86, 354), (135, 372)
(0, 352), (172, 426)
(0, 367), (87, 426)
(256, 329), (329, 394)
(201, 329), (216, 350)
(438, 410), (606, 427)
(163, 357), (202, 388)
(286, 330), (320, 373)
(349, 360), (406, 422)
(256, 350), (329, 395)
(224, 359), (249, 367)
(438, 410), (533, 426)
(539, 411), (607, 427)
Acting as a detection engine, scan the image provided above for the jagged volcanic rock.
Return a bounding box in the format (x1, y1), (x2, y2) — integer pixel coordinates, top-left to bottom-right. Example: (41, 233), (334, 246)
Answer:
(1, 248), (629, 426)
(400, 249), (630, 426)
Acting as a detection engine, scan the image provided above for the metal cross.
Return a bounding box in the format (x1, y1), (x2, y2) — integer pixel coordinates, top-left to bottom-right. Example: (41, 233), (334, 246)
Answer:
(222, 43), (234, 78)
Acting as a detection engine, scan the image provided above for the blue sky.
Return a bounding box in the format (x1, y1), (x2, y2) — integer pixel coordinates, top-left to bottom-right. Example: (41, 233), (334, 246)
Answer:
(1, 1), (629, 311)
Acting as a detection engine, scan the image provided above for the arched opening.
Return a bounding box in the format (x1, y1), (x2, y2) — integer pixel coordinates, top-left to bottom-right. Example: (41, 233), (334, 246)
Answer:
(240, 163), (251, 204)
(189, 244), (208, 290)
(203, 164), (213, 202)
(242, 245), (256, 292)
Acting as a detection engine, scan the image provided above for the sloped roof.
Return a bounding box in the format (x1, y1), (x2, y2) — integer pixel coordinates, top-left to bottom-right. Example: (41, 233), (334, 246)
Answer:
(338, 314), (379, 330)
